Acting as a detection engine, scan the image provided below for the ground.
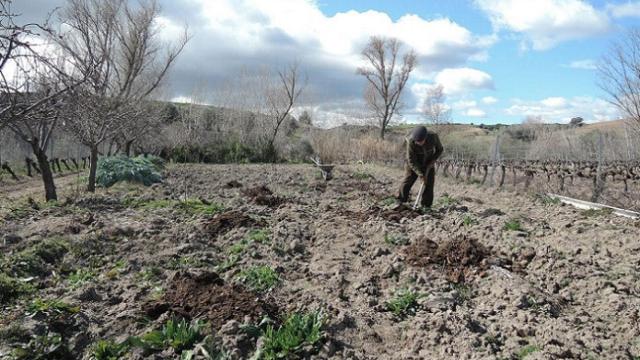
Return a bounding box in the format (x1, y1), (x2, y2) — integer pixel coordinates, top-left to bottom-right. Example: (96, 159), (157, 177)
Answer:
(0, 163), (639, 359)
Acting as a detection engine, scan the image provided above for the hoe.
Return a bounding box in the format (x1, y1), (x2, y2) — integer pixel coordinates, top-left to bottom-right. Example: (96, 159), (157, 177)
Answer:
(413, 182), (425, 210)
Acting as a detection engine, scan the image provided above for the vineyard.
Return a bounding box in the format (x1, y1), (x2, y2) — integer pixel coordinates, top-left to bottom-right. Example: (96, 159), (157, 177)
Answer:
(438, 158), (640, 210)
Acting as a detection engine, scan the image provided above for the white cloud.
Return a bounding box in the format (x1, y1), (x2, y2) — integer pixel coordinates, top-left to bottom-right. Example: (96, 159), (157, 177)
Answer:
(607, 1), (640, 17)
(464, 108), (487, 117)
(433, 67), (495, 95)
(453, 99), (477, 109)
(565, 59), (598, 70)
(505, 96), (620, 122)
(475, 0), (610, 50)
(482, 96), (498, 104)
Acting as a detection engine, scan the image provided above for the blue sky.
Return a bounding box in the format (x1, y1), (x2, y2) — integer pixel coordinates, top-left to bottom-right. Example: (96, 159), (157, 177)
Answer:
(317, 0), (638, 124)
(15, 0), (640, 126)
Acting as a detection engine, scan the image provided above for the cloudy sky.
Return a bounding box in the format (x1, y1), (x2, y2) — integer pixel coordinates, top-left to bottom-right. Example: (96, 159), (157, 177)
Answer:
(13, 0), (640, 125)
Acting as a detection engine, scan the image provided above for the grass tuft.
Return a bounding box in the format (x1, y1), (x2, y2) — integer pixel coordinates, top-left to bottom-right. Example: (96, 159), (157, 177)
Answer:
(260, 311), (325, 359)
(516, 344), (540, 359)
(27, 298), (80, 317)
(237, 266), (280, 292)
(503, 219), (523, 231)
(141, 318), (205, 353)
(385, 289), (422, 317)
(384, 233), (409, 246)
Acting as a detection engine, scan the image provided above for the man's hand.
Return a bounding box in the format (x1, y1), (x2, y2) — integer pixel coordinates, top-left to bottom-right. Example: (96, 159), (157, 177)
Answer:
(420, 174), (427, 183)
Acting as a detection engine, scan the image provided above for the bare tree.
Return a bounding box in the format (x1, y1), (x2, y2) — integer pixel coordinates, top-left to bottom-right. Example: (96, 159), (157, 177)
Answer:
(0, 1), (81, 201)
(598, 27), (640, 134)
(422, 84), (451, 125)
(55, 0), (189, 192)
(218, 63), (304, 162)
(357, 36), (417, 139)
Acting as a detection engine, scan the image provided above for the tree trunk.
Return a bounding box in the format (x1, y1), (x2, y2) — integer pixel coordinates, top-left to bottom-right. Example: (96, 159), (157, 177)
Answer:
(379, 125), (385, 139)
(124, 140), (134, 157)
(88, 146), (99, 193)
(33, 146), (57, 201)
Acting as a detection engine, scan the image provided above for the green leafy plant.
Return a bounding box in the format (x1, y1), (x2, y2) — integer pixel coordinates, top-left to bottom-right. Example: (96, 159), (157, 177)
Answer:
(68, 268), (96, 289)
(27, 298), (80, 317)
(381, 197), (397, 206)
(534, 194), (561, 205)
(141, 318), (204, 353)
(237, 266), (280, 292)
(384, 233), (408, 246)
(385, 289), (422, 317)
(96, 155), (164, 188)
(138, 266), (163, 282)
(3, 237), (69, 277)
(516, 344), (540, 359)
(451, 283), (473, 305)
(91, 339), (130, 360)
(437, 194), (459, 207)
(462, 215), (478, 227)
(260, 311), (325, 359)
(167, 256), (205, 270)
(503, 219), (523, 231)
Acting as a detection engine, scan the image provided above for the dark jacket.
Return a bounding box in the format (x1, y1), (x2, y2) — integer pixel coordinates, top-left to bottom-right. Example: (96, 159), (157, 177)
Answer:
(405, 132), (443, 176)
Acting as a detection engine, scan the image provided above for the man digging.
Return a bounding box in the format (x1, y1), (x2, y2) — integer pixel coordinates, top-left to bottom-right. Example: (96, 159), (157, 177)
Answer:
(398, 125), (444, 209)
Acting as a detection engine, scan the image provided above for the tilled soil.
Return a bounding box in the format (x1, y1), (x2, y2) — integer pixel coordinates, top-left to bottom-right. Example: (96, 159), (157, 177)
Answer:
(1, 163), (639, 359)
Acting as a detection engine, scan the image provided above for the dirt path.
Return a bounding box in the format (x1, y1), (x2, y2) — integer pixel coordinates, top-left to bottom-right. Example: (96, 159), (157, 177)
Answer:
(0, 171), (85, 201)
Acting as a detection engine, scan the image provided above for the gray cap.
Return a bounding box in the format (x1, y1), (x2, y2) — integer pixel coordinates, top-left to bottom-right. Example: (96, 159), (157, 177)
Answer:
(410, 125), (428, 141)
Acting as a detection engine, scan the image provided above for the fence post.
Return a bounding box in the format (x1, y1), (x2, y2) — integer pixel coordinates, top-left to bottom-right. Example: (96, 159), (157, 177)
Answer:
(489, 133), (501, 187)
(591, 132), (605, 203)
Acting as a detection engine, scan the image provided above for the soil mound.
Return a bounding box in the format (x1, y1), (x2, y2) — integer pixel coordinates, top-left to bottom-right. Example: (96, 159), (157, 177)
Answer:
(205, 210), (264, 237)
(242, 185), (286, 207)
(145, 271), (277, 329)
(405, 235), (489, 283)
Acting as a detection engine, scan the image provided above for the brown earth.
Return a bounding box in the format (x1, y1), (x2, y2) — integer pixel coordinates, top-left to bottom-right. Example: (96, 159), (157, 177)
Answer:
(1, 163), (639, 359)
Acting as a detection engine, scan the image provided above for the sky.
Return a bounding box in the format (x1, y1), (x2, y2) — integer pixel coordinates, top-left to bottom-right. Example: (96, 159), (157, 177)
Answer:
(12, 0), (640, 126)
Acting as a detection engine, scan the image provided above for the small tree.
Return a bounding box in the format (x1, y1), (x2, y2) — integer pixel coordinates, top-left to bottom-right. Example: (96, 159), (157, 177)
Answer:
(598, 27), (640, 135)
(422, 84), (451, 125)
(298, 110), (312, 126)
(357, 36), (417, 139)
(56, 0), (188, 192)
(0, 1), (79, 201)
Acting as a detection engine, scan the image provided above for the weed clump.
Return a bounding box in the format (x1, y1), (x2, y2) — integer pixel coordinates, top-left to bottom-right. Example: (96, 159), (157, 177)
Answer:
(385, 289), (422, 317)
(503, 219), (523, 231)
(237, 266), (280, 292)
(260, 311), (325, 359)
(2, 237), (69, 277)
(141, 318), (205, 353)
(0, 273), (34, 303)
(27, 298), (80, 317)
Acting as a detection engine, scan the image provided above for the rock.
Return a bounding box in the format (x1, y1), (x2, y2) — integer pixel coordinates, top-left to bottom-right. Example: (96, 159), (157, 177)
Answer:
(372, 247), (390, 258)
(220, 319), (241, 335)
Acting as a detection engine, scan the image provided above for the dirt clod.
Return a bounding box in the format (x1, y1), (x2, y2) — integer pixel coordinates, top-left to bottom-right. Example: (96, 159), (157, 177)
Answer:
(204, 210), (264, 237)
(242, 185), (286, 207)
(145, 271), (277, 330)
(224, 180), (243, 188)
(405, 235), (489, 283)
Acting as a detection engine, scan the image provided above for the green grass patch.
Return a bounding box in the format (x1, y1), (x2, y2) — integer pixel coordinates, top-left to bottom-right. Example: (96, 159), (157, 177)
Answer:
(381, 197), (397, 206)
(128, 198), (224, 216)
(352, 170), (373, 180)
(2, 237), (69, 277)
(516, 344), (540, 359)
(534, 194), (561, 206)
(384, 233), (409, 246)
(27, 298), (79, 317)
(237, 266), (280, 292)
(462, 215), (478, 227)
(503, 219), (523, 232)
(0, 273), (35, 303)
(167, 256), (205, 270)
(67, 268), (96, 289)
(582, 208), (614, 217)
(91, 339), (130, 360)
(385, 289), (422, 318)
(138, 266), (163, 282)
(260, 311), (325, 359)
(436, 193), (459, 207)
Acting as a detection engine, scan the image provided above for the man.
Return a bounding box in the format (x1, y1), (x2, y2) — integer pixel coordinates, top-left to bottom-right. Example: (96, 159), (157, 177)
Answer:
(398, 125), (444, 208)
